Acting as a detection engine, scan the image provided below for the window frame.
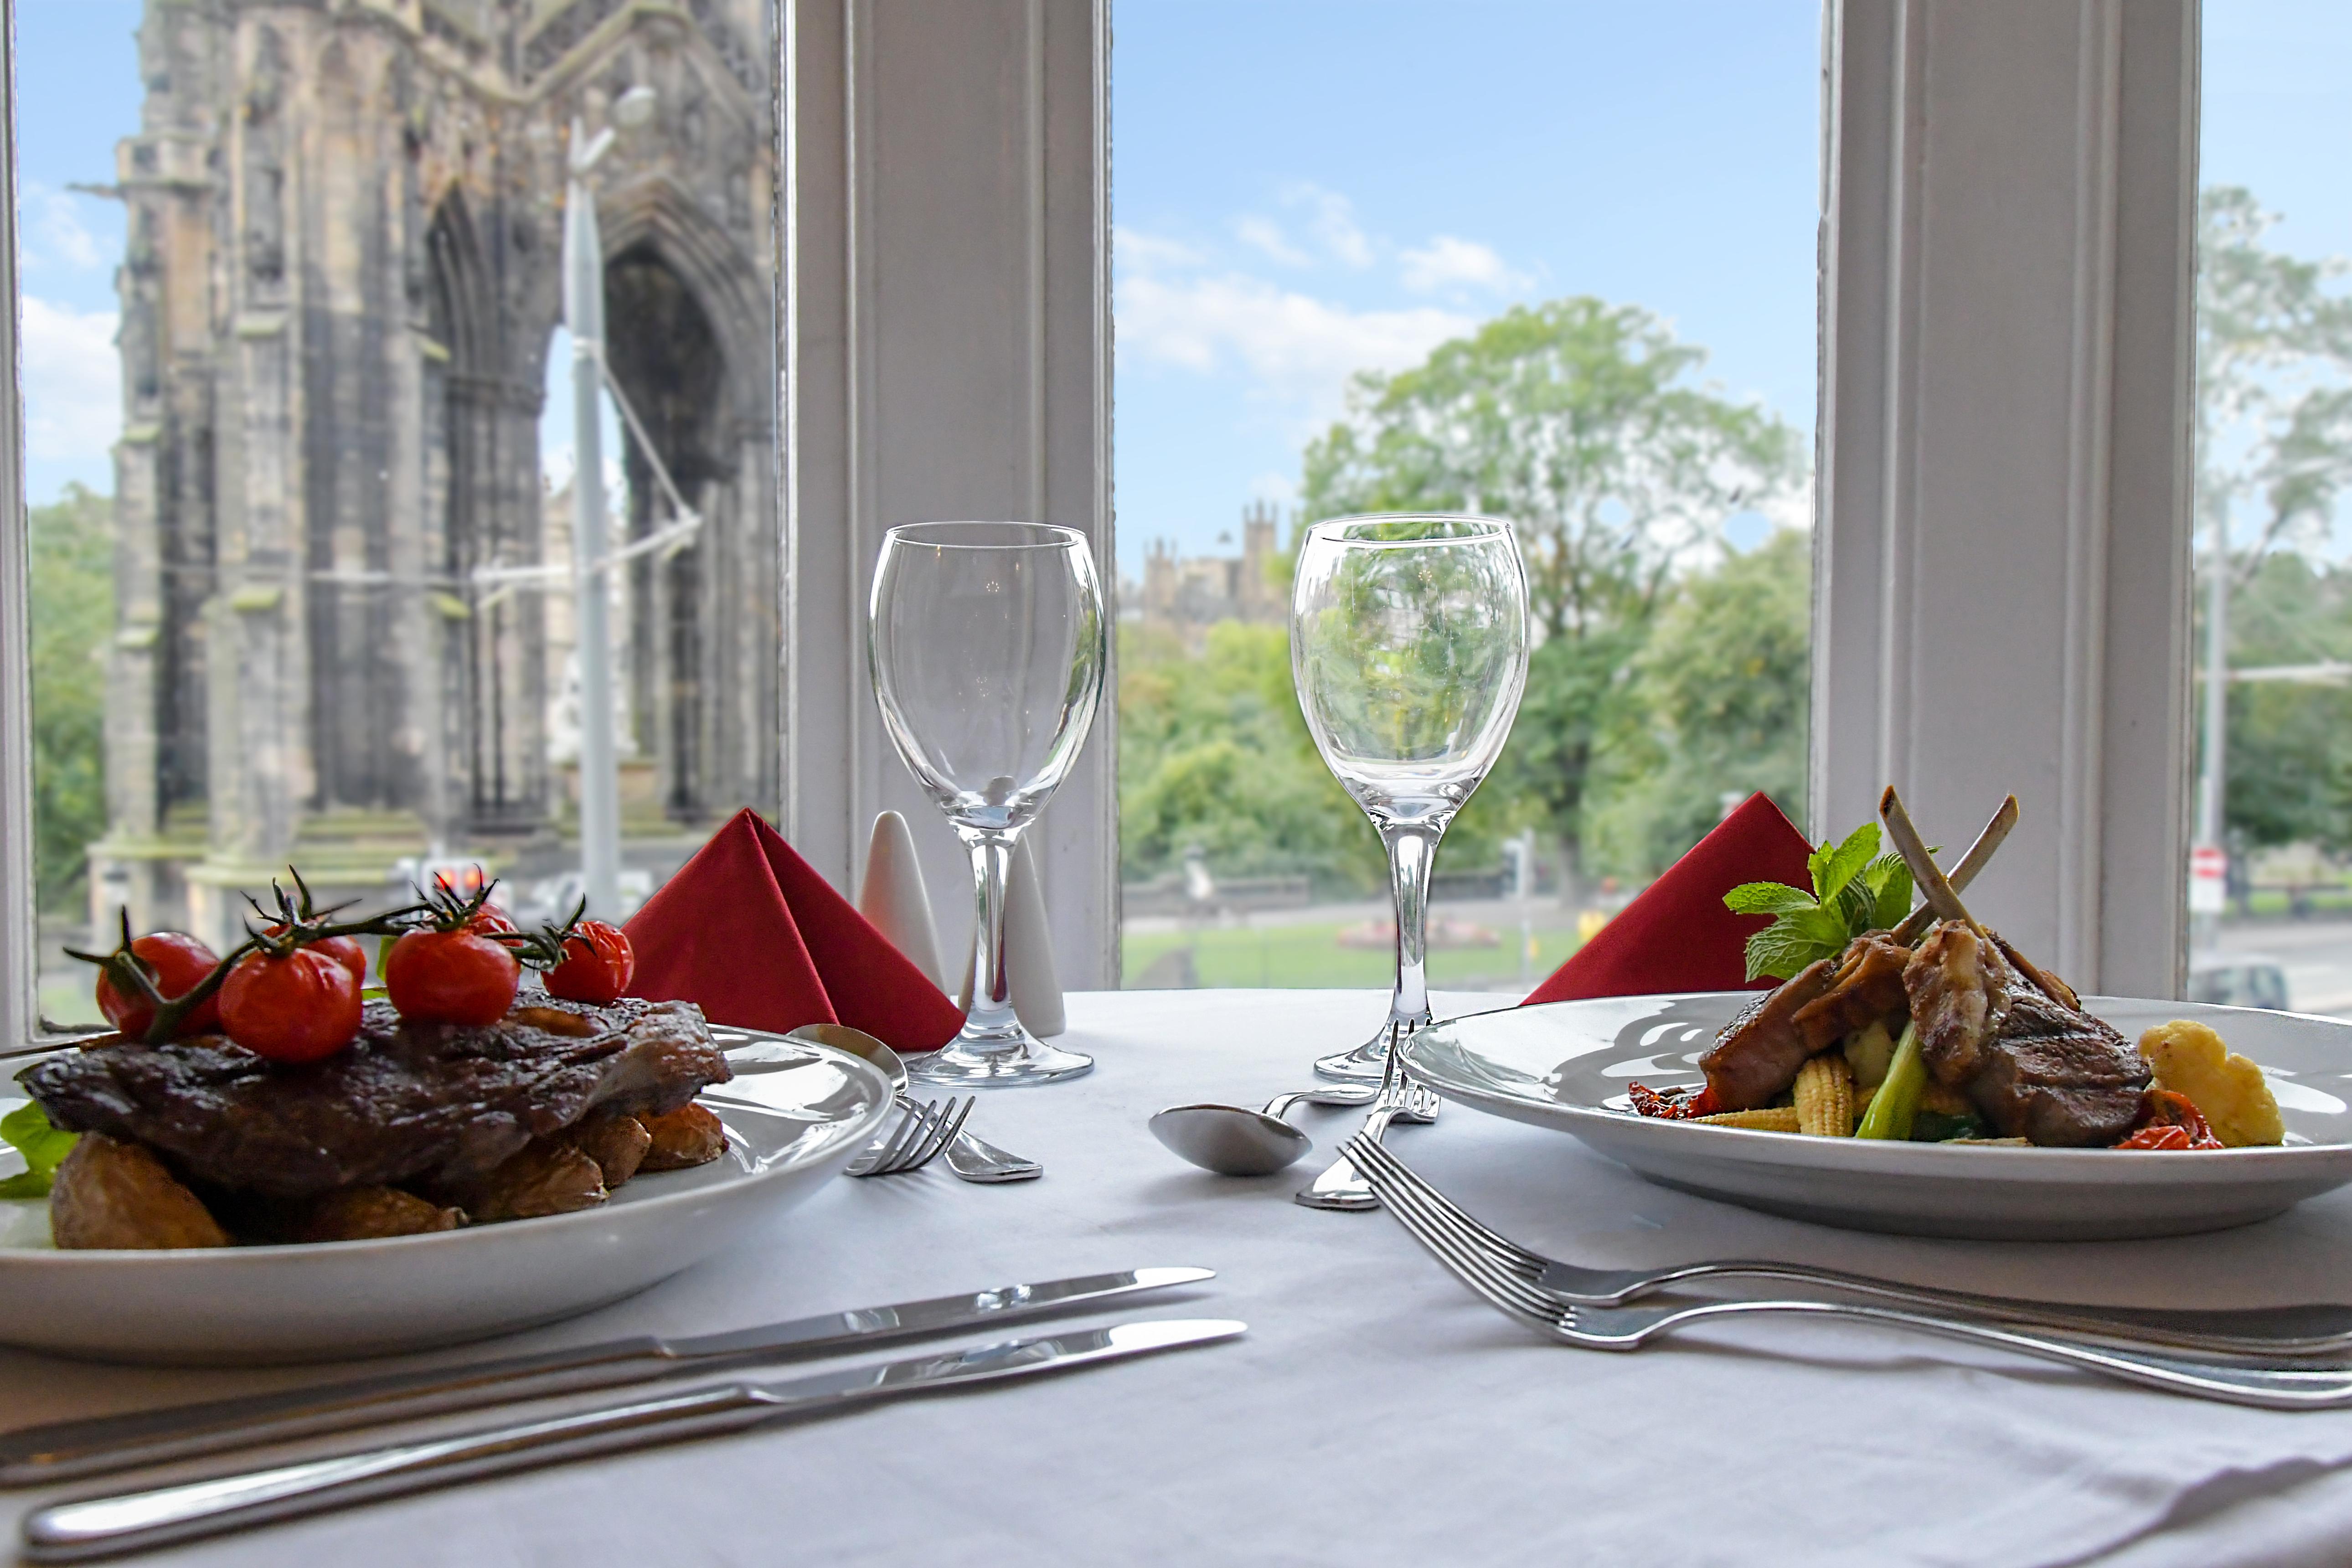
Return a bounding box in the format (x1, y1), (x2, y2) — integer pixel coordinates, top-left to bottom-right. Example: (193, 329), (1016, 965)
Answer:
(0, 0), (2200, 1048)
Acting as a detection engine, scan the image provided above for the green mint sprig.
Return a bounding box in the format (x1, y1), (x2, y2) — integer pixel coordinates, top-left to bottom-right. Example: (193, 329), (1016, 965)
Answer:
(1723, 820), (1916, 981)
(0, 1102), (76, 1200)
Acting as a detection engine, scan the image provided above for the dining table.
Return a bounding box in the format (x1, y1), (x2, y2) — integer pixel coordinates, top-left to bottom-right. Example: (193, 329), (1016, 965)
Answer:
(7, 987), (2352, 1567)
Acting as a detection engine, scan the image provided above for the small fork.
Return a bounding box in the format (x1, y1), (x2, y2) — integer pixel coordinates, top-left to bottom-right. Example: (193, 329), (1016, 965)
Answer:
(1346, 1132), (2352, 1410)
(1344, 1136), (2352, 1357)
(846, 1096), (973, 1177)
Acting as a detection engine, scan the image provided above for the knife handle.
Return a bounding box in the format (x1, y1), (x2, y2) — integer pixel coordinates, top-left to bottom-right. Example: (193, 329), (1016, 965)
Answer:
(0, 1336), (671, 1486)
(21, 1382), (778, 1563)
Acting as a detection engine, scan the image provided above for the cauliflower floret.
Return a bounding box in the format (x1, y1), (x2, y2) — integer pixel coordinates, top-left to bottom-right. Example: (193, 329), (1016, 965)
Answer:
(2139, 1020), (2285, 1147)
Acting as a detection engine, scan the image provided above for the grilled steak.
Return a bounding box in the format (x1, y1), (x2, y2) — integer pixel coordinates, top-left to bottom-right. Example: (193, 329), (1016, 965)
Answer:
(18, 993), (730, 1199)
(1902, 919), (2149, 1145)
(1699, 957), (1837, 1111)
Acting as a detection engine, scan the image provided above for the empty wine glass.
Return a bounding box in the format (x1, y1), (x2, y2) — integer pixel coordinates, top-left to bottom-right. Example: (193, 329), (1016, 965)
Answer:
(871, 522), (1106, 1086)
(1292, 514), (1530, 1080)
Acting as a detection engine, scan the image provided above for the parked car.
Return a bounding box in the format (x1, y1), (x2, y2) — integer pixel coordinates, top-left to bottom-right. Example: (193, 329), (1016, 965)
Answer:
(2185, 954), (2292, 1012)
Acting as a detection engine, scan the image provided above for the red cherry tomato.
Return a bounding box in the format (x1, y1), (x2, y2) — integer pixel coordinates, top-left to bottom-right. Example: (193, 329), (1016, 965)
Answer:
(383, 928), (520, 1026)
(219, 948), (362, 1063)
(466, 907), (517, 938)
(95, 932), (222, 1040)
(545, 920), (635, 1006)
(263, 924), (367, 986)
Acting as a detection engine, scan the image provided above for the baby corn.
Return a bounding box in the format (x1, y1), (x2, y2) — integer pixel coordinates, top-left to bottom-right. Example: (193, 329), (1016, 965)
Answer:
(1795, 1053), (1855, 1137)
(1697, 1105), (1802, 1132)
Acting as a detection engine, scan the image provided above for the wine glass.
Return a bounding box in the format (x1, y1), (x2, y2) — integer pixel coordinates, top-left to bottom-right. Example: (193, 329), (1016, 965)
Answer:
(1291, 514), (1530, 1080)
(870, 522), (1106, 1086)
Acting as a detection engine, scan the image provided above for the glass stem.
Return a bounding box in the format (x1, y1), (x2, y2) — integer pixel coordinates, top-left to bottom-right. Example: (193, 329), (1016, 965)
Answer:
(962, 827), (1021, 1046)
(1382, 820), (1443, 1033)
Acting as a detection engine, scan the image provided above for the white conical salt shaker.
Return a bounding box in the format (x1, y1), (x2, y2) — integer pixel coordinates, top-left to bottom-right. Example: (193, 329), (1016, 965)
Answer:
(959, 834), (1066, 1037)
(857, 810), (948, 992)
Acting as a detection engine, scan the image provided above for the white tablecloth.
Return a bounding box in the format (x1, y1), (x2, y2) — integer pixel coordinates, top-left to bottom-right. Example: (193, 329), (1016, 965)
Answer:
(9, 990), (2352, 1567)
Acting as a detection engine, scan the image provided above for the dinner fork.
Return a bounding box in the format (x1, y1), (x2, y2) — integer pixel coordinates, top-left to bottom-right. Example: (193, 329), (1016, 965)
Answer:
(1295, 1032), (1440, 1211)
(1349, 1134), (2352, 1410)
(1344, 1136), (2352, 1358)
(846, 1096), (972, 1177)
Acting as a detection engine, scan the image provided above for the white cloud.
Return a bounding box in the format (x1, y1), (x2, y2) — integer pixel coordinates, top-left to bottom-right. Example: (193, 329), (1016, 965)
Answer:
(1249, 471), (1298, 505)
(1399, 235), (1531, 295)
(1113, 227), (1204, 272)
(1118, 269), (1473, 413)
(1234, 216), (1309, 267)
(21, 296), (119, 464)
(1279, 182), (1373, 269)
(21, 183), (106, 274)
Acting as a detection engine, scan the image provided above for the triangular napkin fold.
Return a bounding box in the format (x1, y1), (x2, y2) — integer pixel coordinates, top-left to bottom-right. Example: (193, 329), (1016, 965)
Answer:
(626, 809), (965, 1052)
(1522, 792), (1815, 1006)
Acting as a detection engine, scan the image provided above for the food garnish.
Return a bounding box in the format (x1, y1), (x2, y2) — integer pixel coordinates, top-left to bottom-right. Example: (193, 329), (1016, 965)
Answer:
(220, 944), (363, 1064)
(1723, 820), (1915, 982)
(1853, 1022), (1925, 1140)
(383, 882), (524, 1026)
(2115, 1089), (2225, 1151)
(0, 1102), (77, 1199)
(2140, 1020), (2285, 1147)
(512, 900), (637, 1007)
(81, 926), (222, 1042)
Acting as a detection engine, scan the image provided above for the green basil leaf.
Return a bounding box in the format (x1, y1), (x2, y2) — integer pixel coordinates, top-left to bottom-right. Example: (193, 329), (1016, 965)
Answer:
(0, 1171), (49, 1201)
(0, 1102), (77, 1179)
(1815, 821), (1880, 906)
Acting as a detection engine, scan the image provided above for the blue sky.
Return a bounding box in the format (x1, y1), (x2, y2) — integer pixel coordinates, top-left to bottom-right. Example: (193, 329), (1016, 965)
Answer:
(9, 0), (2351, 554)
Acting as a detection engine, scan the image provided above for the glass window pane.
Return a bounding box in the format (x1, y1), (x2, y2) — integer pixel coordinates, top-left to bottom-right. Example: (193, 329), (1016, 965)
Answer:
(19, 0), (779, 1029)
(1113, 2), (1820, 996)
(2188, 1), (2352, 1018)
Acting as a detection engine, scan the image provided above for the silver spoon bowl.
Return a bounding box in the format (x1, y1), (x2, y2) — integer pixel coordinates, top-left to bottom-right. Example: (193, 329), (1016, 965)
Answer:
(1149, 1083), (1381, 1176)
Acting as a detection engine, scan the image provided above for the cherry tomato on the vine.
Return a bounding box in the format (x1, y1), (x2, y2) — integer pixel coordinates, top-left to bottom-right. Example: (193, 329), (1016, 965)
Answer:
(262, 923), (367, 986)
(96, 932), (222, 1040)
(465, 906), (517, 938)
(219, 948), (362, 1064)
(384, 928), (520, 1026)
(545, 920), (635, 1006)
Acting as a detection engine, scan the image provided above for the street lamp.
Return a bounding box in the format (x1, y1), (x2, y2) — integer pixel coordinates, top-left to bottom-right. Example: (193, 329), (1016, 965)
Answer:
(562, 87), (653, 920)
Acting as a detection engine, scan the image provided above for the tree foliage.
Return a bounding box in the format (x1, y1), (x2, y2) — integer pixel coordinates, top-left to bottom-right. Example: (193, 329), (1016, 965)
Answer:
(1296, 296), (1804, 861)
(28, 485), (112, 911)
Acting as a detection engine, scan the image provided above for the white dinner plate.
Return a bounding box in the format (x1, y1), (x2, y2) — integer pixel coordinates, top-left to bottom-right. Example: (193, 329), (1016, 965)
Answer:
(1406, 993), (2352, 1241)
(0, 1029), (894, 1364)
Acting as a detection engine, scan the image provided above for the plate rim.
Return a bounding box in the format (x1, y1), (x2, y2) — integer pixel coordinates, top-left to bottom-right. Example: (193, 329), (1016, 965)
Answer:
(0, 1028), (895, 1265)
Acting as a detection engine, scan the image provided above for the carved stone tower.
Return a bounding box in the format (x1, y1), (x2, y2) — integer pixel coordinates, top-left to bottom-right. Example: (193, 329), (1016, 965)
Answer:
(93, 0), (778, 947)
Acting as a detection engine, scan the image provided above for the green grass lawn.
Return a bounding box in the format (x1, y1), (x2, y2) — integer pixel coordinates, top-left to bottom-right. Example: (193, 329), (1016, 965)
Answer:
(1122, 921), (1585, 990)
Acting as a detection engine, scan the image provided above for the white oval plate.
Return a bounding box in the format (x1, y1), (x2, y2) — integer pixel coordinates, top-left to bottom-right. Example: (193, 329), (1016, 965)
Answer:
(0, 1029), (894, 1364)
(1406, 993), (2352, 1241)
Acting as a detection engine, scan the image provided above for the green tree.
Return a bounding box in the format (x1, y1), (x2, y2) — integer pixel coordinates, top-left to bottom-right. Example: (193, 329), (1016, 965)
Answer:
(1581, 528), (1811, 876)
(28, 485), (113, 911)
(1299, 297), (1804, 861)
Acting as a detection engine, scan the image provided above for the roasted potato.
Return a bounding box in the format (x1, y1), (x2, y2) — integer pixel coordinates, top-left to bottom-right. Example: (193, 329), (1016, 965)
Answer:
(447, 1140), (608, 1221)
(637, 1103), (727, 1172)
(562, 1109), (653, 1188)
(2141, 1020), (2285, 1147)
(295, 1186), (465, 1243)
(50, 1135), (230, 1250)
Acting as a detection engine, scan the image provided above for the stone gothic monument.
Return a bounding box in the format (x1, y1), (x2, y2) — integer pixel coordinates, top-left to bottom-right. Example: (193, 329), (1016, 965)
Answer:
(92, 0), (779, 947)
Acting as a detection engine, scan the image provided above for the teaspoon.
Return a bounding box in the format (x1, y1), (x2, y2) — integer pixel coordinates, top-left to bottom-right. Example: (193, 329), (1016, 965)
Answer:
(1149, 1083), (1381, 1176)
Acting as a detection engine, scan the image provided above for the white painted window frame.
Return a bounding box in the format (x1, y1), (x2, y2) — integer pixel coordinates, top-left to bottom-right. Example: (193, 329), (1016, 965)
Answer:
(0, 0), (2199, 1046)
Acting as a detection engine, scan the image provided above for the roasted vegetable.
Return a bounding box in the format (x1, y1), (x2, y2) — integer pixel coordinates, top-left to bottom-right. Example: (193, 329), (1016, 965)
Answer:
(1855, 1022), (1925, 1140)
(2141, 1020), (2283, 1147)
(445, 1141), (607, 1222)
(1696, 1106), (1803, 1132)
(1794, 1054), (1854, 1137)
(563, 1109), (653, 1187)
(295, 1186), (464, 1242)
(638, 1103), (727, 1171)
(1843, 1021), (1896, 1091)
(49, 1135), (229, 1250)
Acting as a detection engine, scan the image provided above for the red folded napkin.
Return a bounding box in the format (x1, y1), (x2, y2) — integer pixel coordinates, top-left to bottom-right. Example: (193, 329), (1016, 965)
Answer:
(1522, 792), (1814, 1006)
(624, 808), (965, 1052)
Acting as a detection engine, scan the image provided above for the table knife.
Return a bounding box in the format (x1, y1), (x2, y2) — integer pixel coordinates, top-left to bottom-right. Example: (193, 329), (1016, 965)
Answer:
(0, 1265), (1214, 1485)
(19, 1318), (1247, 1563)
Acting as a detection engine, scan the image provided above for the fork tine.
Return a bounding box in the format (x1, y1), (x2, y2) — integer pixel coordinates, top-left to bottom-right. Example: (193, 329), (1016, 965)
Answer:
(1351, 1139), (1564, 1325)
(1364, 1161), (1563, 1336)
(848, 1102), (926, 1176)
(1347, 1138), (1547, 1275)
(901, 1098), (970, 1173)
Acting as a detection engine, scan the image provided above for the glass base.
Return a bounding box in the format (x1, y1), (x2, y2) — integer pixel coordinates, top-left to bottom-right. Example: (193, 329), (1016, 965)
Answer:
(907, 1031), (1094, 1088)
(1313, 1016), (1425, 1081)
